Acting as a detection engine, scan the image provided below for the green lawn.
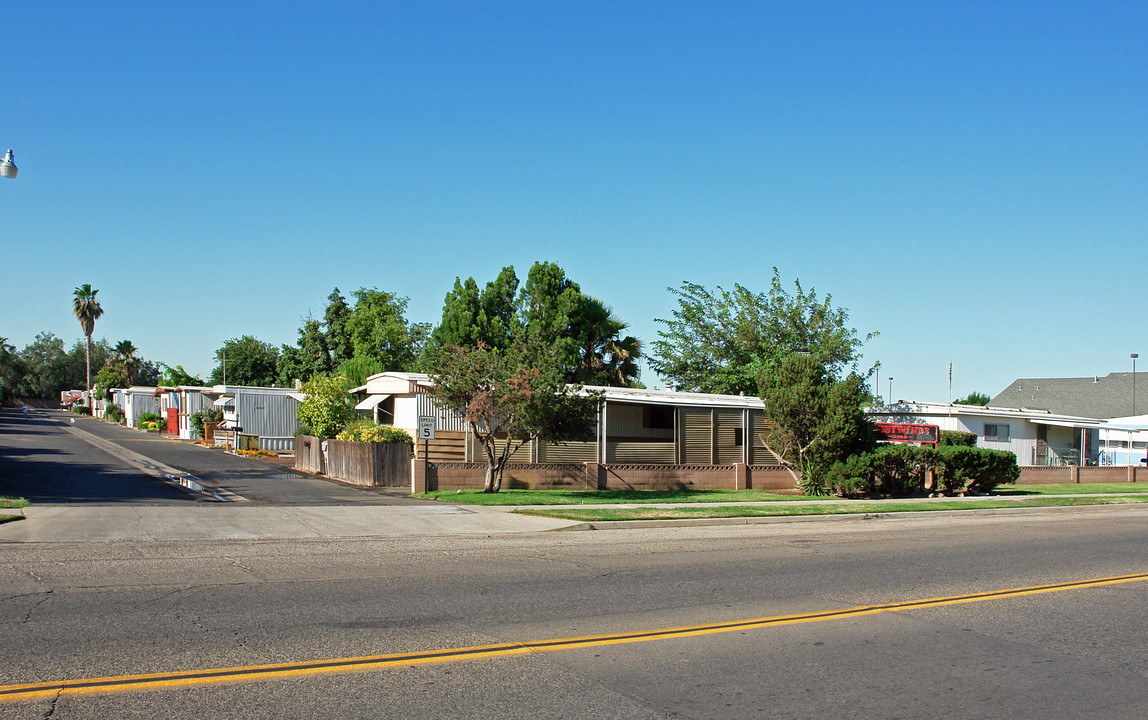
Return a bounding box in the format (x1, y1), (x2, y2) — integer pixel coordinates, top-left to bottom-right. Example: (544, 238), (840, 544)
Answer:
(0, 496), (27, 525)
(994, 483), (1148, 495)
(513, 496), (1148, 522)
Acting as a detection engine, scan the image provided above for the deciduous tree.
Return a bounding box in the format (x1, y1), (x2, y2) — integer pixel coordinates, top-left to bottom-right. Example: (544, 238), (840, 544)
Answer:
(210, 336), (280, 387)
(346, 288), (429, 371)
(427, 338), (599, 492)
(650, 269), (874, 395)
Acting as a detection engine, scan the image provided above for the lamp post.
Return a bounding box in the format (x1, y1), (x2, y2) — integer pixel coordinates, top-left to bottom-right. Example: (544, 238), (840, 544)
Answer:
(1133, 353), (1139, 415)
(888, 377), (894, 406)
(0, 149), (16, 179)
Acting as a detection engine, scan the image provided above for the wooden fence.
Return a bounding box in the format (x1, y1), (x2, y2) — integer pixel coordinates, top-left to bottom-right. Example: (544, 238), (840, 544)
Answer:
(295, 435), (326, 474)
(294, 435), (411, 487)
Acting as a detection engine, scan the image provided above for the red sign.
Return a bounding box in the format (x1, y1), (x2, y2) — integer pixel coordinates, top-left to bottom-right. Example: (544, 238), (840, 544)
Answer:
(875, 422), (939, 445)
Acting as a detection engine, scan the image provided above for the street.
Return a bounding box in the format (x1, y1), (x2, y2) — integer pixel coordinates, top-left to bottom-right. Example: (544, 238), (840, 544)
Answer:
(0, 408), (421, 505)
(3, 406), (1148, 718)
(3, 507), (1148, 718)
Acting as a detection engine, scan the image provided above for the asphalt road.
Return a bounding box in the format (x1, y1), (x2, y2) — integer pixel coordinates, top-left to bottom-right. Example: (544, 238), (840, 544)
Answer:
(0, 407), (190, 504)
(3, 507), (1148, 718)
(0, 409), (423, 505)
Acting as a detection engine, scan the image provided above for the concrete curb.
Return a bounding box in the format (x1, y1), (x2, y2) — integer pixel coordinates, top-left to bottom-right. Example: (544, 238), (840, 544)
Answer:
(547, 502), (1135, 531)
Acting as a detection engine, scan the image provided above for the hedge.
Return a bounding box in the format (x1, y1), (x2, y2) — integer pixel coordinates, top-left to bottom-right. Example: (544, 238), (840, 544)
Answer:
(823, 444), (1019, 497)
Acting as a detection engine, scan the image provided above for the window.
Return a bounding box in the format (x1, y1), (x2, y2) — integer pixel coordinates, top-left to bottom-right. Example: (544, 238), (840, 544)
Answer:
(643, 406), (675, 430)
(984, 424), (1010, 442)
(734, 428), (744, 447)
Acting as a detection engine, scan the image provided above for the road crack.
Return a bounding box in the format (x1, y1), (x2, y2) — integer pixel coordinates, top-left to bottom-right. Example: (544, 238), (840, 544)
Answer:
(40, 688), (60, 719)
(23, 589), (53, 622)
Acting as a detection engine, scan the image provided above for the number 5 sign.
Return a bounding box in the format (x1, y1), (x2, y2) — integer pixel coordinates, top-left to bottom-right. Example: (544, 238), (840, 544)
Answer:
(417, 416), (436, 440)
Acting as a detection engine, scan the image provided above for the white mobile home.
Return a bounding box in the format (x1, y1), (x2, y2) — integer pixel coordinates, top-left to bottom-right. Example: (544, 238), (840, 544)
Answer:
(866, 402), (1105, 466)
(1097, 415), (1148, 466)
(351, 372), (777, 465)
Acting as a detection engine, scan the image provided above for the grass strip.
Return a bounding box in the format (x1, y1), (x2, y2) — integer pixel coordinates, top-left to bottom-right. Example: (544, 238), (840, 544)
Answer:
(0, 497), (29, 509)
(993, 483), (1148, 495)
(422, 489), (812, 505)
(513, 496), (1148, 522)
(423, 484), (1148, 506)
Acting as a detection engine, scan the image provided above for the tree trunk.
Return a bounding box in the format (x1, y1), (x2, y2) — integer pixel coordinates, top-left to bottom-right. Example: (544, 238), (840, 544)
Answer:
(85, 335), (92, 406)
(492, 463), (504, 493)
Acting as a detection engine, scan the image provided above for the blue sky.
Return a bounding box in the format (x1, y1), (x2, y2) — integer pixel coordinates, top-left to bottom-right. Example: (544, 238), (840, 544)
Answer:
(3, 1), (1145, 401)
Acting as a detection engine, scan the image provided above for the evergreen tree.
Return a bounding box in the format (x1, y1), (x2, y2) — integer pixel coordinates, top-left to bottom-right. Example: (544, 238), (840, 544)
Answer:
(323, 288), (354, 364)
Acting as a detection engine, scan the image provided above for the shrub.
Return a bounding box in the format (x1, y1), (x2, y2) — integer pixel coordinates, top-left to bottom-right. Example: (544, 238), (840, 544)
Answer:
(824, 444), (927, 497)
(297, 375), (353, 438)
(104, 404), (125, 424)
(337, 419), (414, 444)
(190, 407), (223, 438)
(136, 412), (162, 429)
(822, 444), (1017, 497)
(70, 405), (92, 416)
(939, 430), (978, 447)
(929, 446), (1020, 494)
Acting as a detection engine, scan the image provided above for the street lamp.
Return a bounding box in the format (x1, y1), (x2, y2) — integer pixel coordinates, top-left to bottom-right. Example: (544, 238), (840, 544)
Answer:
(1133, 353), (1139, 415)
(888, 377), (894, 405)
(1, 149), (17, 179)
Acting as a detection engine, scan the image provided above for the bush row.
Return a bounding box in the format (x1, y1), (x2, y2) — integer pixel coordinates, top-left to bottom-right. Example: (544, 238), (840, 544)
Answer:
(823, 443), (1019, 497)
(336, 419), (414, 444)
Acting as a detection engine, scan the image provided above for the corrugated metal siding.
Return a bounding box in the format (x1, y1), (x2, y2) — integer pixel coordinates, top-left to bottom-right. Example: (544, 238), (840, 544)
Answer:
(235, 390), (299, 438)
(748, 410), (776, 464)
(714, 409), (743, 464)
(259, 437), (296, 452)
(415, 393), (468, 432)
(604, 403), (674, 440)
(125, 392), (158, 425)
(540, 440), (597, 462)
(466, 435), (532, 462)
(608, 441), (676, 464)
(681, 408), (712, 464)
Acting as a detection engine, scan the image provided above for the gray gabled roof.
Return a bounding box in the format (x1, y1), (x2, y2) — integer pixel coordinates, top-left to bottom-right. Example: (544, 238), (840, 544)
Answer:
(990, 373), (1148, 419)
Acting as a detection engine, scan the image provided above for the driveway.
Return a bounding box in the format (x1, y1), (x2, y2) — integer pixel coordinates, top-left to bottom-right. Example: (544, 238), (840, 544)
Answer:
(2, 409), (429, 505)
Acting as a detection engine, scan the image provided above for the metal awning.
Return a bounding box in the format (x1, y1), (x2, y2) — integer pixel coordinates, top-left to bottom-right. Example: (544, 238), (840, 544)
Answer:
(287, 392), (306, 402)
(212, 396), (235, 407)
(355, 394), (391, 411)
(1028, 417), (1104, 429)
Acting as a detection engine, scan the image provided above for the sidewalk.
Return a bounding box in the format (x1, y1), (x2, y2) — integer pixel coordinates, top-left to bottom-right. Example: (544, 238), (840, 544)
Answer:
(3, 493), (1143, 543)
(0, 503), (580, 543)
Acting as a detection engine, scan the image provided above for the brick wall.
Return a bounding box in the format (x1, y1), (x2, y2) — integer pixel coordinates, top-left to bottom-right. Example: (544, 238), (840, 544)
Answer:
(1017, 465), (1142, 484)
(415, 461), (799, 493)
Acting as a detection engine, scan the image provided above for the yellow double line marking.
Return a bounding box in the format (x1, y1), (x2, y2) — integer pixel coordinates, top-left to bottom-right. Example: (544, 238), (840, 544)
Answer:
(4, 572), (1146, 702)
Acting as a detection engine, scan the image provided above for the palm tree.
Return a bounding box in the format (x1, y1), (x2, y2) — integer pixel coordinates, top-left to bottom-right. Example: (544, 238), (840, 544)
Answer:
(114, 339), (140, 384)
(574, 297), (643, 387)
(72, 284), (104, 404)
